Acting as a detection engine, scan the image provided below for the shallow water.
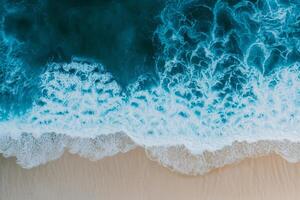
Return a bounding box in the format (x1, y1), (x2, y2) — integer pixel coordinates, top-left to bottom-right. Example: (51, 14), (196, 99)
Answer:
(1, 0), (300, 174)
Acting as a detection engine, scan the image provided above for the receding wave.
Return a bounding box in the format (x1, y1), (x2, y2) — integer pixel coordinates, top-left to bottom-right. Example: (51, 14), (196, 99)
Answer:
(1, 0), (300, 175)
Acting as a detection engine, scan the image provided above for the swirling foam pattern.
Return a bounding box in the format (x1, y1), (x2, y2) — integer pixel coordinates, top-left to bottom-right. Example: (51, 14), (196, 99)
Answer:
(1, 0), (300, 174)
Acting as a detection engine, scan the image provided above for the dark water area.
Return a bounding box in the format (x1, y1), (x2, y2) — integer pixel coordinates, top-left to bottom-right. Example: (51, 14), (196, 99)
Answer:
(1, 0), (164, 85)
(0, 0), (164, 117)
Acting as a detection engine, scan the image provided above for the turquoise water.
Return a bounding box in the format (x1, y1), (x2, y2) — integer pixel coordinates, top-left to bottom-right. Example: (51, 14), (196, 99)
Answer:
(1, 0), (300, 172)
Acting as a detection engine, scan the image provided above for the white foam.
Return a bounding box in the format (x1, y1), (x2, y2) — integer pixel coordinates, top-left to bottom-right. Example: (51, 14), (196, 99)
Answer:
(1, 60), (300, 173)
(0, 132), (136, 168)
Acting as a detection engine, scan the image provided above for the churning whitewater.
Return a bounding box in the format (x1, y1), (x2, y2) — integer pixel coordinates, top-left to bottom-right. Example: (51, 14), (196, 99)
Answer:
(1, 0), (300, 174)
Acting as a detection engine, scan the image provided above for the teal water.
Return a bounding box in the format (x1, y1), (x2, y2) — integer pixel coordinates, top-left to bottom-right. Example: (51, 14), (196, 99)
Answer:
(1, 0), (300, 171)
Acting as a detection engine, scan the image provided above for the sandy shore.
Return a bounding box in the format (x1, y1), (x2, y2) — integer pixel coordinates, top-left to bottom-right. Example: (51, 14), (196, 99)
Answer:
(1, 148), (300, 200)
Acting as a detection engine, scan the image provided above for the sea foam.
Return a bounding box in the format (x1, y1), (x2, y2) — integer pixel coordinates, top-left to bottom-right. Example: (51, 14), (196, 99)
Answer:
(1, 0), (300, 174)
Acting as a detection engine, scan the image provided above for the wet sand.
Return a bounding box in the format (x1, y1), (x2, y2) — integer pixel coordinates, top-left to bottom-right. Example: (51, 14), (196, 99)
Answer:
(1, 148), (300, 200)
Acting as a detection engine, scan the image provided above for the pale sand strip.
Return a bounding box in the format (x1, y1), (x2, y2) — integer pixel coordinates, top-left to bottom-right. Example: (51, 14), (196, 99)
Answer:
(1, 148), (300, 200)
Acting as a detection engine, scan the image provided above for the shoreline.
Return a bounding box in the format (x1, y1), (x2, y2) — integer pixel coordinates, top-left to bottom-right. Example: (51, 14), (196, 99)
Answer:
(146, 139), (300, 175)
(2, 148), (300, 200)
(2, 132), (300, 175)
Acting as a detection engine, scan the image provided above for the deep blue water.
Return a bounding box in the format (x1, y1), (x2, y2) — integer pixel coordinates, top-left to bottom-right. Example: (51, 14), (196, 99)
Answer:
(0, 0), (164, 117)
(1, 0), (300, 169)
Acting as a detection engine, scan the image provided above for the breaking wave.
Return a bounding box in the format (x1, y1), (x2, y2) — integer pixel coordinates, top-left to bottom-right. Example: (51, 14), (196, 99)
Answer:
(1, 0), (300, 174)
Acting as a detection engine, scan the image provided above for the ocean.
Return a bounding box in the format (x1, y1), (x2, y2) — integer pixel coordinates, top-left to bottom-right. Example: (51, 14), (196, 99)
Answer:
(0, 0), (300, 174)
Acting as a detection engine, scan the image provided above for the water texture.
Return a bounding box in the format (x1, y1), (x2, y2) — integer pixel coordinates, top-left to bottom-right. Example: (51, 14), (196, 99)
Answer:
(1, 0), (300, 174)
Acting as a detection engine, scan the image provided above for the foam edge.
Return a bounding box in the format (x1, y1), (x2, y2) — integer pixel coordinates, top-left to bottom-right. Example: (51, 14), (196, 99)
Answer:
(145, 140), (300, 175)
(0, 132), (136, 168)
(2, 132), (300, 176)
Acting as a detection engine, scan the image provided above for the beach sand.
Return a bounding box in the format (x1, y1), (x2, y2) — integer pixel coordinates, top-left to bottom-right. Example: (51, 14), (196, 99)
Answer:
(1, 148), (300, 200)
